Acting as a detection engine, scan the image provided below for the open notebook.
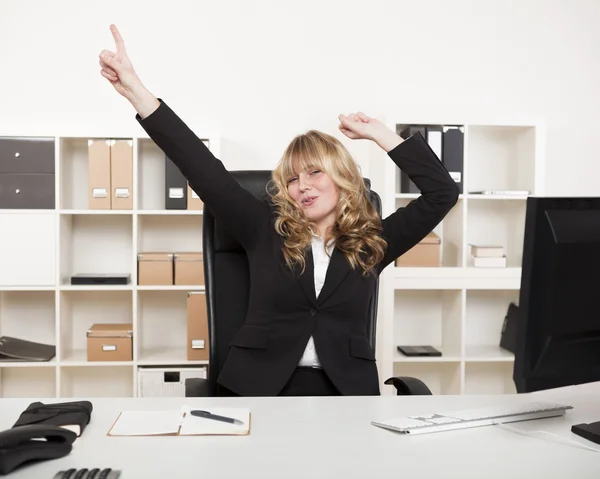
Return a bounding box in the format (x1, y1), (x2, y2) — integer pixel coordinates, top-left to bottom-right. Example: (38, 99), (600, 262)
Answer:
(107, 406), (250, 436)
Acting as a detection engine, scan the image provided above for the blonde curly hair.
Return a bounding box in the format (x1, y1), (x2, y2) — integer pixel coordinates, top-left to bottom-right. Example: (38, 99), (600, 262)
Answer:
(268, 130), (387, 277)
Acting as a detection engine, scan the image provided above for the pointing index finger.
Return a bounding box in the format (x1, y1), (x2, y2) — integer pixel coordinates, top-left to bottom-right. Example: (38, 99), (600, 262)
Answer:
(110, 24), (126, 53)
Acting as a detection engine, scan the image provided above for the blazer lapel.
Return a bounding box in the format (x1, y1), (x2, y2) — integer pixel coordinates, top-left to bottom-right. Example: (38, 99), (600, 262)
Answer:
(297, 247), (318, 307)
(317, 248), (351, 305)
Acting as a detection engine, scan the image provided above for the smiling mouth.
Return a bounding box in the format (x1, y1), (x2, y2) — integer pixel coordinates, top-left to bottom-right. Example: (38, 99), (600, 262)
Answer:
(302, 196), (318, 206)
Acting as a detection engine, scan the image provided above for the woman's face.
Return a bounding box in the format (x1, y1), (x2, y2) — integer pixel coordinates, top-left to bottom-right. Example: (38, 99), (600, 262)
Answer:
(287, 166), (339, 234)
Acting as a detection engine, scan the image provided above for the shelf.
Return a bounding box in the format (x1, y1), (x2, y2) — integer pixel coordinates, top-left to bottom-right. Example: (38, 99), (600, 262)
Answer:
(60, 349), (133, 367)
(466, 199), (526, 268)
(59, 213), (133, 284)
(392, 362), (462, 395)
(394, 289), (462, 358)
(137, 138), (168, 211)
(393, 347), (461, 363)
(59, 290), (133, 362)
(465, 125), (537, 194)
(60, 366), (134, 397)
(465, 289), (519, 355)
(465, 345), (514, 362)
(464, 362), (516, 394)
(137, 290), (190, 361)
(0, 290), (56, 346)
(137, 214), (202, 253)
(59, 137), (91, 210)
(137, 347), (209, 366)
(0, 367), (56, 397)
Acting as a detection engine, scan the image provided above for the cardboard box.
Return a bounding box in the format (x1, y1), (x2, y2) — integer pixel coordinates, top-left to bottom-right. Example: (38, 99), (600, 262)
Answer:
(395, 232), (441, 267)
(187, 292), (209, 361)
(138, 252), (174, 285)
(174, 253), (204, 285)
(187, 183), (203, 210)
(110, 140), (133, 210)
(88, 139), (111, 209)
(87, 323), (133, 361)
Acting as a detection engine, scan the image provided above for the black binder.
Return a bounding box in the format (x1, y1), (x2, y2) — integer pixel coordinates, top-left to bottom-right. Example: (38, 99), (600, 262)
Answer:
(165, 155), (187, 209)
(397, 126), (426, 193)
(442, 126), (464, 194)
(500, 302), (519, 354)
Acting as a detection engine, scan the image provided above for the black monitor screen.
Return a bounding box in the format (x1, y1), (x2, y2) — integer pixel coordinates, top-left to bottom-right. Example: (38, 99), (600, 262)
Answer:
(514, 197), (600, 393)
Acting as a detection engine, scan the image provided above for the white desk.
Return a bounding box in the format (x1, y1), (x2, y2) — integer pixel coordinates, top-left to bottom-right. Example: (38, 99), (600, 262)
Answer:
(1, 382), (599, 478)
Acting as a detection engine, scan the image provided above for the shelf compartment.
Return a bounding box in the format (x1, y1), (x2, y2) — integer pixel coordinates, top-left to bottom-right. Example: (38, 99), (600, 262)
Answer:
(137, 290), (195, 364)
(466, 199), (526, 268)
(391, 362), (461, 395)
(0, 212), (56, 287)
(59, 290), (133, 363)
(465, 125), (537, 194)
(0, 290), (56, 347)
(394, 197), (464, 268)
(137, 138), (167, 211)
(60, 366), (133, 397)
(0, 367), (56, 397)
(464, 362), (516, 394)
(465, 289), (519, 356)
(394, 289), (462, 358)
(59, 213), (133, 285)
(137, 214), (202, 253)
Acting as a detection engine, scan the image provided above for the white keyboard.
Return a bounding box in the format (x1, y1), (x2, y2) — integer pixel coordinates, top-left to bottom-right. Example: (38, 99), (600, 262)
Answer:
(371, 401), (573, 435)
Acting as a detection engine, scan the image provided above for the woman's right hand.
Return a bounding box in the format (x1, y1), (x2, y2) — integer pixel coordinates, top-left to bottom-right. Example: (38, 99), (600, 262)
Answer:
(99, 24), (143, 100)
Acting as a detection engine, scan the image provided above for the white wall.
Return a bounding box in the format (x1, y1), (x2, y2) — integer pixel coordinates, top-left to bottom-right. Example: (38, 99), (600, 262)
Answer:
(1, 0), (598, 195)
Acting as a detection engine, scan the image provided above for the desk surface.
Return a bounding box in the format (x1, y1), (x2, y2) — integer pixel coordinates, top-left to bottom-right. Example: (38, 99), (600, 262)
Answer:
(1, 382), (600, 479)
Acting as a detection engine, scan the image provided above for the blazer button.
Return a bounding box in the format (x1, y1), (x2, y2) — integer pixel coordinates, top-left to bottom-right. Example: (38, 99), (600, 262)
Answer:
(310, 309), (317, 316)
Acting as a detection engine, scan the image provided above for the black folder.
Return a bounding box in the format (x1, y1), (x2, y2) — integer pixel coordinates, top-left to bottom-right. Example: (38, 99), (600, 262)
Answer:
(165, 155), (187, 209)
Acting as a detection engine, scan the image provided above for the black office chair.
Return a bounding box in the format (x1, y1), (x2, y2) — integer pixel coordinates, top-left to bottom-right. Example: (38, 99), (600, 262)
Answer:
(185, 170), (432, 397)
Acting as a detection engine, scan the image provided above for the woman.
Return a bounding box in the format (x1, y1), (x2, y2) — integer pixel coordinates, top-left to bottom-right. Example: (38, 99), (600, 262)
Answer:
(99, 24), (459, 397)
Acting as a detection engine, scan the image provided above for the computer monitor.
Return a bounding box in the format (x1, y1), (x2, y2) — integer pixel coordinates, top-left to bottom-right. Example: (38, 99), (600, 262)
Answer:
(514, 196), (600, 393)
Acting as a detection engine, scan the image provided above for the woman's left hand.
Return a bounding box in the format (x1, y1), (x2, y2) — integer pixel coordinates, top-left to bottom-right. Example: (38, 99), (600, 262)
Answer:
(338, 112), (382, 141)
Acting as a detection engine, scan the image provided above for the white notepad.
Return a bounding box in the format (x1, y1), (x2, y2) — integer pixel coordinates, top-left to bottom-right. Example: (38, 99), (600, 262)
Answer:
(107, 406), (251, 436)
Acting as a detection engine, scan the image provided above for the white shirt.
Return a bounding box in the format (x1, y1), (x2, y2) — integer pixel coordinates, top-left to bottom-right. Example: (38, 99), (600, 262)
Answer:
(297, 232), (335, 368)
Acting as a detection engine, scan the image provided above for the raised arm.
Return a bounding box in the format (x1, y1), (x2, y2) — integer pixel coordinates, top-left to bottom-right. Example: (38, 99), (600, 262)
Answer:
(338, 112), (459, 271)
(99, 24), (269, 250)
(376, 132), (459, 271)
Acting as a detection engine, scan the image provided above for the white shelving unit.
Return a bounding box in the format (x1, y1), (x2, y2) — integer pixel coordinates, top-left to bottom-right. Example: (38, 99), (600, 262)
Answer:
(369, 121), (545, 395)
(0, 134), (217, 398)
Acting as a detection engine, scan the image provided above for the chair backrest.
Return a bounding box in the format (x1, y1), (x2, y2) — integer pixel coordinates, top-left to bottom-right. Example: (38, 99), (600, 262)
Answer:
(202, 170), (382, 392)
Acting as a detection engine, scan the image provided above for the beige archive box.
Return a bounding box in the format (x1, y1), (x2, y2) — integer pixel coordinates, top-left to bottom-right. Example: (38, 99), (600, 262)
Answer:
(395, 232), (441, 267)
(87, 323), (133, 361)
(174, 253), (204, 285)
(88, 139), (111, 209)
(187, 184), (203, 210)
(137, 252), (174, 285)
(187, 292), (209, 361)
(110, 140), (133, 210)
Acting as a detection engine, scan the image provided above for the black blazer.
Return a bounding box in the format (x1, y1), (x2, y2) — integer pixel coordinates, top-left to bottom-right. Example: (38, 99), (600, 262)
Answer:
(137, 100), (459, 396)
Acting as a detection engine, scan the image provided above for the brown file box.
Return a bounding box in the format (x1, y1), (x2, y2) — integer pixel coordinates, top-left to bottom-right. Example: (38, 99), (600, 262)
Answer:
(110, 140), (133, 210)
(187, 292), (209, 361)
(88, 140), (111, 209)
(395, 232), (441, 267)
(137, 253), (174, 285)
(174, 253), (204, 285)
(187, 184), (203, 210)
(87, 323), (133, 361)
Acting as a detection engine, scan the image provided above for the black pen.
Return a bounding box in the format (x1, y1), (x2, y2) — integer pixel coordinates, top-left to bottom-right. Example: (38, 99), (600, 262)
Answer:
(190, 410), (244, 425)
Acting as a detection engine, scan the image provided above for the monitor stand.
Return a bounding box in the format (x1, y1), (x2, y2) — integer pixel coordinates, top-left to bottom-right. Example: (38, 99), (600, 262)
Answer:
(572, 421), (600, 445)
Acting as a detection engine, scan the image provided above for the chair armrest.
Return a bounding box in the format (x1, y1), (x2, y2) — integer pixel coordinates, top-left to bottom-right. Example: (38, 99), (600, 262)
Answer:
(384, 376), (433, 395)
(185, 378), (213, 397)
